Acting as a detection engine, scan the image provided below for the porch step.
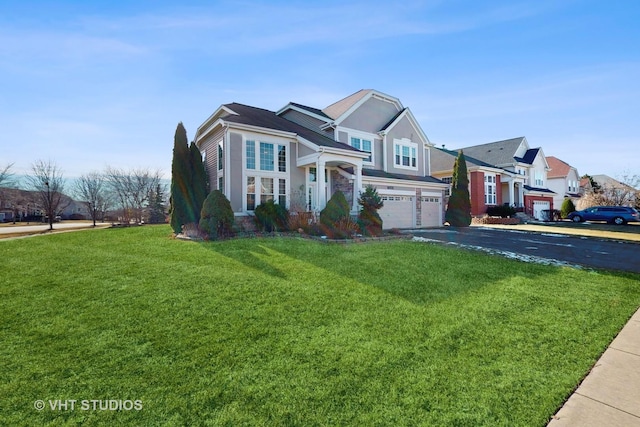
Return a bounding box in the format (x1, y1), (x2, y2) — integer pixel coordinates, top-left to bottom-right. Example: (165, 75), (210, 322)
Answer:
(515, 212), (536, 223)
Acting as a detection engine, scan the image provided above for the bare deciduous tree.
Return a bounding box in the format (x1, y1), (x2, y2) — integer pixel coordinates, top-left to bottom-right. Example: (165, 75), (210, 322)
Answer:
(104, 166), (163, 224)
(27, 160), (66, 230)
(75, 171), (109, 226)
(0, 162), (15, 188)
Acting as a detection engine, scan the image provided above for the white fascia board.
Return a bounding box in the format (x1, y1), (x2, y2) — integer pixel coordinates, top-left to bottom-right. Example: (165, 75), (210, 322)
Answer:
(319, 146), (370, 159)
(296, 153), (319, 167)
(226, 122), (297, 139)
(363, 176), (449, 189)
(379, 107), (432, 147)
(195, 118), (226, 146)
(195, 105), (238, 140)
(297, 136), (319, 151)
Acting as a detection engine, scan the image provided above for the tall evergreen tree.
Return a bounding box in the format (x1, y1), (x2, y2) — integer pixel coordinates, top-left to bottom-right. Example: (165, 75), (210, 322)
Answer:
(445, 150), (472, 227)
(170, 122), (195, 233)
(189, 141), (208, 223)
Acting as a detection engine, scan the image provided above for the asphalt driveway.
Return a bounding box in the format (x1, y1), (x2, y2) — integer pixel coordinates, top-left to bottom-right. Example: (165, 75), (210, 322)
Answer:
(408, 226), (640, 274)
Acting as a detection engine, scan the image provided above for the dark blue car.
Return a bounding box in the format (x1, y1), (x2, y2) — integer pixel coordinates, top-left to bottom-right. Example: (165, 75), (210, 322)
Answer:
(567, 206), (640, 225)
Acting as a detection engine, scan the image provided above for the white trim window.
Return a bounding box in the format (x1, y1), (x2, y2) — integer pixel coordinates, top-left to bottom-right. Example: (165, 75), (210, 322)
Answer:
(244, 139), (289, 211)
(534, 171), (544, 187)
(393, 138), (418, 170)
(217, 140), (224, 192)
(485, 174), (497, 205)
(350, 136), (372, 163)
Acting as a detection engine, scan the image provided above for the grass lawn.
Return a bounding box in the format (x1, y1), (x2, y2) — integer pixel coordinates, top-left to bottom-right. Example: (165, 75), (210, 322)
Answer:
(1, 225), (639, 426)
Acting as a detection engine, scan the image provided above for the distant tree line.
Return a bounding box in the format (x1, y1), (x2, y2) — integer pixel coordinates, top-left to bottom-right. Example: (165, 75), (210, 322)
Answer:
(0, 160), (168, 228)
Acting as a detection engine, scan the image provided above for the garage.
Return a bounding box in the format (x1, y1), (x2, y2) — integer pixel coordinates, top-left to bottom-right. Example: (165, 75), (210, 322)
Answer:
(420, 196), (442, 227)
(378, 193), (415, 229)
(532, 200), (550, 220)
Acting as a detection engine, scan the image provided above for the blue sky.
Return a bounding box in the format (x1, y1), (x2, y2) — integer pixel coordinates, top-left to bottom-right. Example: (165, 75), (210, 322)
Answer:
(1, 0), (638, 181)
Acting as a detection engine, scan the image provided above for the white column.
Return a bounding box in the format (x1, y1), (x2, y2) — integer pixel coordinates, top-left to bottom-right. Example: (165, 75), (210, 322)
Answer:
(352, 164), (361, 213)
(317, 160), (326, 210)
(518, 183), (524, 207)
(508, 180), (514, 206)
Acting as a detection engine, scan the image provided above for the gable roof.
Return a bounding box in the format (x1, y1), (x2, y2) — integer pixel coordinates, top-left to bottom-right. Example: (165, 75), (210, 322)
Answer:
(219, 103), (361, 152)
(457, 137), (527, 166)
(379, 107), (432, 146)
(430, 147), (499, 173)
(546, 156), (575, 178)
(322, 89), (403, 126)
(322, 89), (370, 120)
(515, 148), (539, 165)
(276, 102), (332, 121)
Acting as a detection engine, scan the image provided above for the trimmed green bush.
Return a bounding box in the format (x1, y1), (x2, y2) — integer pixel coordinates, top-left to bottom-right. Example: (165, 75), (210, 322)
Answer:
(254, 200), (289, 232)
(486, 205), (516, 218)
(561, 198), (576, 219)
(320, 191), (352, 238)
(358, 185), (384, 236)
(199, 190), (234, 240)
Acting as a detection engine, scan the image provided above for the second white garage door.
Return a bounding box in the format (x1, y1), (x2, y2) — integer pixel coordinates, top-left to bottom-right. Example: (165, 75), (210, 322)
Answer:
(420, 196), (442, 227)
(379, 194), (414, 229)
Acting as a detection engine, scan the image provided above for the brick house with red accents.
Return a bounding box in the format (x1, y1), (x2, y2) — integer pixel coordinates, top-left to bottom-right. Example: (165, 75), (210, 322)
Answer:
(431, 137), (556, 220)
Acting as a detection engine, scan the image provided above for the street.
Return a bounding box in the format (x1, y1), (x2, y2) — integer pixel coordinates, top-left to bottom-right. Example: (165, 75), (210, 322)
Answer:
(409, 227), (640, 274)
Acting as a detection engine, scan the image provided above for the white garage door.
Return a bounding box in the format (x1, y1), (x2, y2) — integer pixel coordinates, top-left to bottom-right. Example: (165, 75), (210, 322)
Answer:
(533, 200), (550, 220)
(379, 195), (414, 229)
(420, 196), (442, 227)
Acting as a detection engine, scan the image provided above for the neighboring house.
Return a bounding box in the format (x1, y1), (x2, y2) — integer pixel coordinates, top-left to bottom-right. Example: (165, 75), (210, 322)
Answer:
(546, 156), (581, 209)
(194, 89), (448, 229)
(430, 148), (513, 216)
(590, 174), (638, 207)
(451, 137), (556, 220)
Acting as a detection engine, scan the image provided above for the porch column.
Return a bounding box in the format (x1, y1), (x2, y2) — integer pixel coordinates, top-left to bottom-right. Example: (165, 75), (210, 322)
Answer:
(317, 159), (326, 210)
(518, 183), (524, 207)
(352, 164), (362, 213)
(508, 180), (514, 206)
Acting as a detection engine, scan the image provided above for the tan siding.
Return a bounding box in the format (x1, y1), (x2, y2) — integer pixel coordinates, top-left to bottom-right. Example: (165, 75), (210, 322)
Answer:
(340, 97), (399, 133)
(229, 132), (243, 212)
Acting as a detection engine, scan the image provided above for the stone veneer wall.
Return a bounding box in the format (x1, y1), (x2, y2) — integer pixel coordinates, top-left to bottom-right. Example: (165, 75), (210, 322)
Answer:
(331, 170), (354, 207)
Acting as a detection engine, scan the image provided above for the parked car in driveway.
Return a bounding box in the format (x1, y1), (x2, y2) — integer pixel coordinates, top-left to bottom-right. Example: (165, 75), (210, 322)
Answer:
(567, 206), (640, 225)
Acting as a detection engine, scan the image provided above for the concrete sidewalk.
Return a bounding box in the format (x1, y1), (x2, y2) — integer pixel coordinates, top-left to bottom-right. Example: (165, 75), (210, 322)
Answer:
(548, 308), (640, 426)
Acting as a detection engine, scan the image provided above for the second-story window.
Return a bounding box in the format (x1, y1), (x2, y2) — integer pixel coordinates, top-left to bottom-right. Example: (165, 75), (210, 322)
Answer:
(350, 137), (372, 163)
(394, 139), (417, 170)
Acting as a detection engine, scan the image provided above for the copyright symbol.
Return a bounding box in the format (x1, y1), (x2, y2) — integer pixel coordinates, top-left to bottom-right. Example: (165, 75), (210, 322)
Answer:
(34, 400), (45, 411)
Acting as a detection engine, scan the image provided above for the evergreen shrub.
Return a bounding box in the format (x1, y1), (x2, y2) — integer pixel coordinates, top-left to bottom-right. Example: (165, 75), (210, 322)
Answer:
(199, 190), (234, 240)
(254, 200), (289, 232)
(560, 198), (576, 219)
(486, 205), (516, 218)
(357, 185), (384, 236)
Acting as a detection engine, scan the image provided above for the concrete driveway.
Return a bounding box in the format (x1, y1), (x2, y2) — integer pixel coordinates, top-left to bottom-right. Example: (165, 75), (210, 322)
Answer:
(408, 226), (640, 273)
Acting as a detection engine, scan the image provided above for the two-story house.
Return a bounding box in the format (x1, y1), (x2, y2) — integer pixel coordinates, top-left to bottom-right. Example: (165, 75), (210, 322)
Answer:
(430, 147), (520, 217)
(194, 90), (448, 229)
(546, 156), (581, 209)
(452, 137), (556, 220)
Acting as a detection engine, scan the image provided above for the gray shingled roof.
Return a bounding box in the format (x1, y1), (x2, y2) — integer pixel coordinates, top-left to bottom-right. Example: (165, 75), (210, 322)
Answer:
(523, 185), (556, 194)
(288, 102), (331, 120)
(223, 103), (360, 152)
(457, 137), (526, 166)
(515, 148), (539, 165)
(362, 169), (445, 184)
(430, 147), (500, 172)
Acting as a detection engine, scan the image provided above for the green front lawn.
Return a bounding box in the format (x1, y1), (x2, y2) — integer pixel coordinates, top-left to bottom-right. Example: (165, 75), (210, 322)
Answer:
(1, 225), (639, 426)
